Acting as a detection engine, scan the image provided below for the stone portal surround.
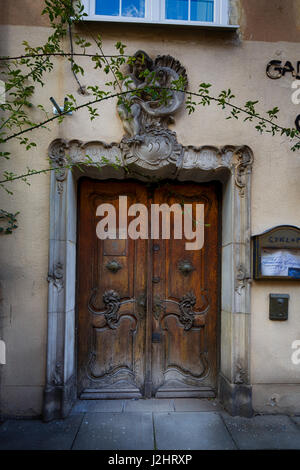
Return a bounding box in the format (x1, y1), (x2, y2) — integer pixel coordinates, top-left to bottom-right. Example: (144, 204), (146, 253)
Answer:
(43, 137), (253, 421)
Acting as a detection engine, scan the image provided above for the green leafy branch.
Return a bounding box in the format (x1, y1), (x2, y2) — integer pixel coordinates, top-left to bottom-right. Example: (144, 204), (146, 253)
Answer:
(0, 210), (19, 234)
(2, 85), (299, 148)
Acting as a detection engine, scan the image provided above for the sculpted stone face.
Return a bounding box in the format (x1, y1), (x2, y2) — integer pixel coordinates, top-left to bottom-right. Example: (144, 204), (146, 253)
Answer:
(132, 51), (152, 82)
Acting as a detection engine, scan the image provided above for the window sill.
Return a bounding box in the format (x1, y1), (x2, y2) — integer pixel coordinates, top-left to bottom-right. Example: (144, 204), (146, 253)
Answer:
(81, 16), (239, 30)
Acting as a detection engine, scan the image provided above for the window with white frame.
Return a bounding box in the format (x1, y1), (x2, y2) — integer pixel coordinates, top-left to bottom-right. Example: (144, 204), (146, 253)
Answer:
(81, 0), (233, 26)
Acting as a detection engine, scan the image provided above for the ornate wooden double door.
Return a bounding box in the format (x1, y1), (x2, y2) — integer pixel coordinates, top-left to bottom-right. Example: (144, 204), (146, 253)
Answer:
(77, 179), (220, 399)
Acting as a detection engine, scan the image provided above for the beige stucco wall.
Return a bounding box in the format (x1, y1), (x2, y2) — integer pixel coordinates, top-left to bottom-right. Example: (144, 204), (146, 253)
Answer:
(0, 25), (61, 415)
(0, 1), (300, 416)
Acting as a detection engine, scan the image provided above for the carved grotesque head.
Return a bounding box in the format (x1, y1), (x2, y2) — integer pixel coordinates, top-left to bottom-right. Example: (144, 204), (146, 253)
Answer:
(130, 50), (153, 81)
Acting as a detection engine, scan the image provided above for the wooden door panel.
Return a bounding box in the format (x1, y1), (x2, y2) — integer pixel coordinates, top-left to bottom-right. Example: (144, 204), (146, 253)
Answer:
(77, 180), (148, 398)
(151, 183), (219, 397)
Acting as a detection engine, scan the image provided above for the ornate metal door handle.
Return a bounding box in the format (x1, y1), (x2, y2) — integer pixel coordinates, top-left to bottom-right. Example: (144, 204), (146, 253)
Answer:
(153, 295), (166, 320)
(137, 293), (147, 318)
(105, 259), (122, 273)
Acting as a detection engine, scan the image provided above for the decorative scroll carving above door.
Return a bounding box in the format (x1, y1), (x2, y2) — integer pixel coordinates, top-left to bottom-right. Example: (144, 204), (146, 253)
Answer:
(117, 51), (188, 139)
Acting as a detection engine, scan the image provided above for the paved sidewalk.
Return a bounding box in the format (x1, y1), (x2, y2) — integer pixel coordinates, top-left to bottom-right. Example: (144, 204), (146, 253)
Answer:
(1, 399), (300, 450)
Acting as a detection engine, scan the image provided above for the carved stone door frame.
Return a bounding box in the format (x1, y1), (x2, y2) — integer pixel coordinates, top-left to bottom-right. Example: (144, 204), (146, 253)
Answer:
(43, 139), (253, 421)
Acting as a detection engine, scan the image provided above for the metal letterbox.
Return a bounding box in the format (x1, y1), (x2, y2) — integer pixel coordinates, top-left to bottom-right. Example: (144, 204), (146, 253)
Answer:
(269, 294), (289, 321)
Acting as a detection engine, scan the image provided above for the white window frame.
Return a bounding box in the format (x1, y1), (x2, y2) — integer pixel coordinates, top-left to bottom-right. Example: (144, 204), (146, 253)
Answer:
(80, 0), (238, 28)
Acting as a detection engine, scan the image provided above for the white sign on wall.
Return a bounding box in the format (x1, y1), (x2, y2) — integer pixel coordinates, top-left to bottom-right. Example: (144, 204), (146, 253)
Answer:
(261, 248), (300, 277)
(0, 340), (6, 365)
